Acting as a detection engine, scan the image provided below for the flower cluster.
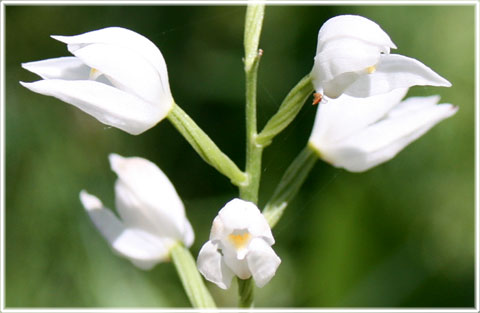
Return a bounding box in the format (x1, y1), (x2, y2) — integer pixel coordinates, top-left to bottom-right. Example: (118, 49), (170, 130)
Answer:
(20, 12), (457, 306)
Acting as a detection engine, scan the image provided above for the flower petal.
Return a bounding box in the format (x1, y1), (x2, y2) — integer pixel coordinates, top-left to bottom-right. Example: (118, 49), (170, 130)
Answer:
(109, 154), (191, 244)
(316, 15), (396, 53)
(21, 57), (89, 80)
(211, 198), (274, 245)
(182, 219), (195, 248)
(79, 190), (171, 270)
(51, 27), (169, 90)
(20, 79), (167, 135)
(70, 43), (170, 105)
(309, 88), (408, 147)
(246, 238), (281, 288)
(197, 241), (234, 290)
(312, 38), (381, 86)
(344, 54), (452, 97)
(386, 95), (441, 119)
(222, 248), (251, 280)
(319, 99), (458, 172)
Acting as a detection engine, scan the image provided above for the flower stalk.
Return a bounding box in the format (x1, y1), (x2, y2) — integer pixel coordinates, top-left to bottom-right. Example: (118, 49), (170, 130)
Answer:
(238, 278), (255, 308)
(239, 2), (265, 205)
(238, 3), (265, 307)
(256, 74), (314, 147)
(168, 103), (247, 186)
(170, 242), (217, 308)
(262, 146), (318, 228)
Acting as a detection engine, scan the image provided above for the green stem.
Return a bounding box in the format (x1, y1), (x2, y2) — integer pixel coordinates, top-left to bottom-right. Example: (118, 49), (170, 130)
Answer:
(239, 54), (263, 203)
(237, 3), (265, 308)
(170, 242), (216, 308)
(239, 2), (265, 204)
(237, 277), (254, 308)
(262, 145), (318, 228)
(256, 74), (314, 147)
(168, 103), (247, 187)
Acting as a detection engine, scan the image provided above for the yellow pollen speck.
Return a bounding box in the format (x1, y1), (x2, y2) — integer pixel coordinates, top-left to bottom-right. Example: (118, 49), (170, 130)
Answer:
(89, 68), (101, 80)
(366, 65), (377, 74)
(228, 233), (251, 249)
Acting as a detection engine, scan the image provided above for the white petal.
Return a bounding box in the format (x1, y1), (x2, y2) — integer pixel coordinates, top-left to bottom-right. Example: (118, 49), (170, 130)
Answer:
(182, 219), (195, 248)
(316, 15), (396, 53)
(79, 190), (171, 270)
(109, 154), (189, 243)
(51, 27), (169, 90)
(21, 57), (89, 80)
(20, 79), (167, 135)
(312, 38), (381, 85)
(309, 88), (408, 147)
(386, 95), (441, 119)
(222, 248), (251, 280)
(211, 198), (274, 245)
(316, 71), (361, 99)
(70, 43), (170, 105)
(319, 99), (458, 172)
(344, 54), (452, 98)
(246, 238), (281, 288)
(197, 241), (234, 290)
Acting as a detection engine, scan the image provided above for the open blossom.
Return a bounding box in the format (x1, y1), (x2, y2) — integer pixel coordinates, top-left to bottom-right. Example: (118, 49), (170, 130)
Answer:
(308, 88), (458, 172)
(80, 154), (193, 270)
(312, 15), (451, 99)
(197, 199), (281, 289)
(21, 27), (173, 135)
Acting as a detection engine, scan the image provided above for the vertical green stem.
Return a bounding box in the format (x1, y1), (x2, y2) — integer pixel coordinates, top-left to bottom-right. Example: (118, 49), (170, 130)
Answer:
(238, 3), (265, 308)
(170, 242), (216, 308)
(237, 277), (255, 308)
(239, 2), (265, 206)
(262, 145), (318, 228)
(239, 54), (263, 204)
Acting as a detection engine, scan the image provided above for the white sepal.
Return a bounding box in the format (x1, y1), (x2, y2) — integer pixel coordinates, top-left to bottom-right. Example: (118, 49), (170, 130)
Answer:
(20, 80), (165, 135)
(344, 54), (452, 98)
(80, 190), (174, 270)
(246, 238), (282, 288)
(197, 241), (235, 290)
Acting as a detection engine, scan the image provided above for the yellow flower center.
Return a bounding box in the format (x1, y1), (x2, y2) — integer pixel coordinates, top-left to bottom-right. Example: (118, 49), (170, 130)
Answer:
(228, 232), (251, 250)
(366, 65), (377, 74)
(89, 68), (102, 80)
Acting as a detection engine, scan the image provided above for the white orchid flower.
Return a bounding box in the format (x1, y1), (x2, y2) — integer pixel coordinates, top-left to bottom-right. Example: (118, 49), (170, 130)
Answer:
(308, 88), (458, 172)
(21, 27), (173, 135)
(311, 15), (451, 99)
(197, 198), (281, 289)
(79, 154), (194, 270)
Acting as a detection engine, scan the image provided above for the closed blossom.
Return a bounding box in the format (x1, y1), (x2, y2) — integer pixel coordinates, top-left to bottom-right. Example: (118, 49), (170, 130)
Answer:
(80, 154), (193, 269)
(21, 27), (172, 135)
(311, 15), (451, 99)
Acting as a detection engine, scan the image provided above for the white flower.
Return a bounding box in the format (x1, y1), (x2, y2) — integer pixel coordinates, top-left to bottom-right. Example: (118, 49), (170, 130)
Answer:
(312, 15), (451, 99)
(79, 153), (194, 270)
(21, 27), (173, 135)
(308, 88), (458, 172)
(197, 199), (281, 289)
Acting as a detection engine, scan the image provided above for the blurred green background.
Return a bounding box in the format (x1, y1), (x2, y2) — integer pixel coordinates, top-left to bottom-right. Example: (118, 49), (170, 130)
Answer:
(5, 4), (475, 308)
